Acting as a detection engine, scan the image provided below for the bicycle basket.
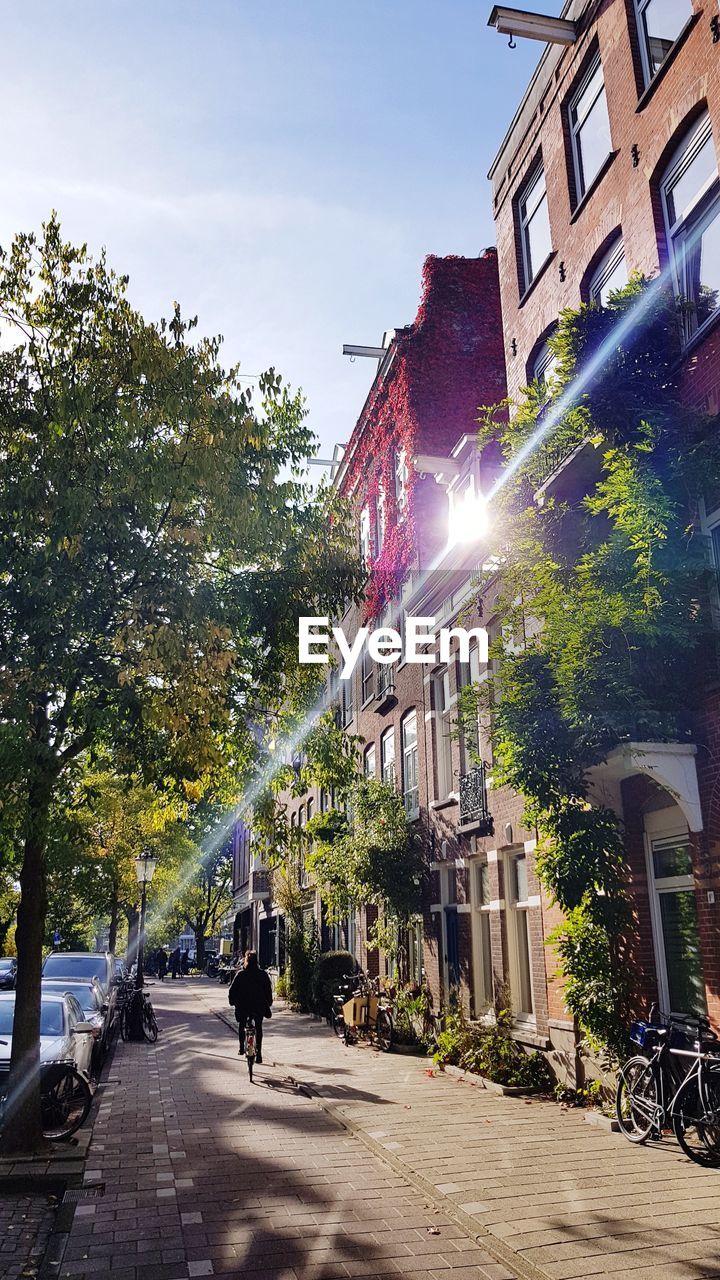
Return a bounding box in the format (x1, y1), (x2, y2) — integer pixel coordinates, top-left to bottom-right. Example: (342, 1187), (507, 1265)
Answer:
(629, 1021), (661, 1049)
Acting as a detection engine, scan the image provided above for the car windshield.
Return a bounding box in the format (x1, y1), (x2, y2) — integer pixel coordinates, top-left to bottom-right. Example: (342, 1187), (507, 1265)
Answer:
(0, 960), (14, 971)
(0, 1000), (65, 1037)
(43, 955), (105, 983)
(42, 983), (100, 1013)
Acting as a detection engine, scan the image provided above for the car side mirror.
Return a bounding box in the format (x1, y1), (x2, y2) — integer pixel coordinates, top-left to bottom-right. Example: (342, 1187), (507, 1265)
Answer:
(72, 1022), (97, 1034)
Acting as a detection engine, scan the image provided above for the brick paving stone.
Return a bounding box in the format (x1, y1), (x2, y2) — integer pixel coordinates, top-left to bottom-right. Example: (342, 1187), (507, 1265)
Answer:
(200, 985), (720, 1280)
(53, 979), (513, 1280)
(0, 1190), (57, 1280)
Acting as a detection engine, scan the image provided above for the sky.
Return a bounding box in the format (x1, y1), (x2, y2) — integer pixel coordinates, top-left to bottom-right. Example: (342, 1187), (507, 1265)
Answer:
(0, 1), (543, 461)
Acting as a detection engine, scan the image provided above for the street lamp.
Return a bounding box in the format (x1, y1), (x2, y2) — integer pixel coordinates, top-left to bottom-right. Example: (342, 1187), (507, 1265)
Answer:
(128, 849), (157, 1039)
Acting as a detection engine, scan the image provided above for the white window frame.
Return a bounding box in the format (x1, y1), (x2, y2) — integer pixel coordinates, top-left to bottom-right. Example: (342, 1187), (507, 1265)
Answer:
(360, 505), (371, 568)
(381, 727), (396, 787)
(395, 448), (409, 518)
(588, 236), (628, 305)
(519, 163), (552, 292)
(361, 647), (374, 705)
(433, 667), (454, 800)
(634, 0), (690, 88)
(364, 743), (376, 778)
(402, 710), (419, 819)
(643, 807), (706, 1016)
(661, 112), (720, 346)
(341, 674), (354, 727)
(376, 489), (386, 555)
(470, 859), (494, 1016)
(568, 55), (612, 202)
(504, 851), (535, 1024)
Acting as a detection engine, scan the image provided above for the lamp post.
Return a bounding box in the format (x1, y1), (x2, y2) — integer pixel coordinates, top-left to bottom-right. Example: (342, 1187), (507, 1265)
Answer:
(128, 849), (157, 1039)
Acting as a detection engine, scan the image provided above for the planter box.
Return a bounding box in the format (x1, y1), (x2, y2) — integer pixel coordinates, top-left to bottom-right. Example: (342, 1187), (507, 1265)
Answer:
(439, 1061), (539, 1096)
(392, 1042), (427, 1056)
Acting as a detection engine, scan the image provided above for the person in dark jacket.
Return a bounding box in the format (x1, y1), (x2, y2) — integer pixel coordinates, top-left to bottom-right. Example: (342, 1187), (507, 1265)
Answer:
(156, 948), (168, 981)
(180, 950), (190, 976)
(170, 946), (181, 979)
(228, 950), (272, 1063)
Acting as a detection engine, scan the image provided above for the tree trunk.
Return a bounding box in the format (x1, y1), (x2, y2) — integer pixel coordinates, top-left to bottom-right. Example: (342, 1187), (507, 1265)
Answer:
(195, 926), (206, 971)
(108, 881), (119, 955)
(126, 906), (139, 968)
(0, 766), (54, 1155)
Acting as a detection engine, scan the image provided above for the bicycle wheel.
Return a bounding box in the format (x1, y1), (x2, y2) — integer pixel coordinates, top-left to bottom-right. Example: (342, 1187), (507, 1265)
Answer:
(374, 1008), (393, 1053)
(673, 1071), (720, 1167)
(41, 1065), (92, 1140)
(142, 999), (158, 1043)
(615, 1055), (659, 1142)
(332, 1010), (346, 1039)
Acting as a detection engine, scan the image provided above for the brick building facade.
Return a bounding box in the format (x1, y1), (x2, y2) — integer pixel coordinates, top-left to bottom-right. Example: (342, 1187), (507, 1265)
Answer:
(488, 0), (720, 1039)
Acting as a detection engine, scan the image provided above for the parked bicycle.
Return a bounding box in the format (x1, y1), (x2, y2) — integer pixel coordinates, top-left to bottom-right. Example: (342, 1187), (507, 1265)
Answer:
(0, 1057), (92, 1141)
(616, 1005), (720, 1165)
(117, 979), (158, 1043)
(331, 973), (393, 1052)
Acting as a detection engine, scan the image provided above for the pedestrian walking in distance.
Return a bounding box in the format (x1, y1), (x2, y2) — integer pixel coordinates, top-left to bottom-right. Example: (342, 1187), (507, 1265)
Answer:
(180, 950), (190, 976)
(228, 950), (273, 1064)
(156, 947), (168, 981)
(170, 946), (181, 980)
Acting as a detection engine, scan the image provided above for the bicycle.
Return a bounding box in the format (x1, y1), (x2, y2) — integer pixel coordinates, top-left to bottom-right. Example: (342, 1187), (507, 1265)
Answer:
(332, 974), (393, 1053)
(616, 1006), (720, 1166)
(118, 984), (158, 1043)
(0, 1059), (92, 1141)
(244, 1015), (257, 1081)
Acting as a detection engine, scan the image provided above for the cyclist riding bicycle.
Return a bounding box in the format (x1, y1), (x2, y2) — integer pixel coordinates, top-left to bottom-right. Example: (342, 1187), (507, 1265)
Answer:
(228, 950), (272, 1064)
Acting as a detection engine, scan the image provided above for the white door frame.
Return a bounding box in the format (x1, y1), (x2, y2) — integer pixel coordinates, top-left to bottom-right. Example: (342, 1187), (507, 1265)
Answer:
(643, 805), (703, 1015)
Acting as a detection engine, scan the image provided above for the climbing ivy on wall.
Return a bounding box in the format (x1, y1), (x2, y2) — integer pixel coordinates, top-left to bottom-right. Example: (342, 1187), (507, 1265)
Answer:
(470, 278), (720, 1057)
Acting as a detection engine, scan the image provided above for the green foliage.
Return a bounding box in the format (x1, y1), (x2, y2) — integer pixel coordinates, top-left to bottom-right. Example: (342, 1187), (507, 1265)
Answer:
(391, 983), (432, 1047)
(307, 778), (424, 927)
(274, 971), (289, 1000)
(474, 277), (719, 1059)
(432, 1005), (553, 1090)
(310, 949), (355, 1016)
(285, 920), (318, 1013)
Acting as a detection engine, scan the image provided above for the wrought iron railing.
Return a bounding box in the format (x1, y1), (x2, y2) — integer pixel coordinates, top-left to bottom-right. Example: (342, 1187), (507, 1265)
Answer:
(376, 663), (395, 699)
(458, 762), (493, 833)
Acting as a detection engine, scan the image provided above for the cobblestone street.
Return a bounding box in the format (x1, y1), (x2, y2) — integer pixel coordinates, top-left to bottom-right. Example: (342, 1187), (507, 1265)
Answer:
(28, 978), (718, 1280)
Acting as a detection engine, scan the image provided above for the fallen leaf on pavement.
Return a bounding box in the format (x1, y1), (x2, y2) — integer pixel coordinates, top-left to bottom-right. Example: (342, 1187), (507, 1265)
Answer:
(427, 1227), (441, 1235)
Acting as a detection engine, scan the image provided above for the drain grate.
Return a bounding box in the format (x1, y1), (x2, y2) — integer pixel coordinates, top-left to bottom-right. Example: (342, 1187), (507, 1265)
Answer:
(62, 1183), (105, 1203)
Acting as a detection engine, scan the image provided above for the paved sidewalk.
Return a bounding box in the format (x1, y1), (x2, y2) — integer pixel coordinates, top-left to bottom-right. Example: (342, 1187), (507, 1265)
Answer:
(0, 1190), (57, 1279)
(201, 987), (720, 1280)
(57, 978), (516, 1280)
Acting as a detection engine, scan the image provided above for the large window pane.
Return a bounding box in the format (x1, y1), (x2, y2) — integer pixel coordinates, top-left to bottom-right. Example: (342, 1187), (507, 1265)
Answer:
(663, 115), (720, 343)
(637, 0), (689, 81)
(667, 132), (717, 226)
(570, 60), (611, 198)
(658, 891), (705, 1014)
(520, 167), (552, 288)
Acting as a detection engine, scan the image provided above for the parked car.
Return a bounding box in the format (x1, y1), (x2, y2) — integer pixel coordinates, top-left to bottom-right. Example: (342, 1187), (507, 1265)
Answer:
(42, 951), (116, 997)
(42, 952), (119, 1030)
(41, 978), (112, 1072)
(0, 958), (17, 990)
(0, 991), (96, 1084)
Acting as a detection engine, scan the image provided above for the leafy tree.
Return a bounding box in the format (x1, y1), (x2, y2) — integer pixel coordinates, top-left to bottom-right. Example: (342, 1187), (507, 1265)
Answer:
(0, 217), (360, 1151)
(161, 838), (233, 969)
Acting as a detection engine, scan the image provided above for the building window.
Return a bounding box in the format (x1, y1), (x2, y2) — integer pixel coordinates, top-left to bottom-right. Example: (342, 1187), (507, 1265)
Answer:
(506, 852), (534, 1020)
(635, 0), (690, 87)
(472, 860), (494, 1014)
(646, 825), (706, 1016)
(319, 788), (331, 813)
(364, 743), (376, 778)
(528, 334), (560, 400)
(341, 674), (354, 727)
(402, 711), (419, 818)
(569, 56), (612, 202)
(588, 235), (628, 305)
(361, 647), (374, 704)
(381, 727), (396, 787)
(395, 448), (409, 517)
(457, 640), (482, 769)
(433, 668), (454, 799)
(518, 163), (552, 291)
(661, 111), (720, 344)
(360, 505), (371, 568)
(376, 489), (386, 554)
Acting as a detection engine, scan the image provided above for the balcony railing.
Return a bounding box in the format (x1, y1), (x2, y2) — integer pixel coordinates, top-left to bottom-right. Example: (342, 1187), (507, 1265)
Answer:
(458, 763), (493, 834)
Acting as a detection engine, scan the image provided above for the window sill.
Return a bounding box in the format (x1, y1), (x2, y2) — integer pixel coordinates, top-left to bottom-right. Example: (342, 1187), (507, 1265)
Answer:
(675, 305), (720, 364)
(635, 13), (701, 114)
(361, 695), (375, 711)
(518, 251), (557, 309)
(569, 151), (618, 225)
(430, 795), (458, 811)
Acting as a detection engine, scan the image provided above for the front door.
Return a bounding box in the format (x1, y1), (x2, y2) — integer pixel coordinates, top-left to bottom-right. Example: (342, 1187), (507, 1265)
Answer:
(644, 808), (706, 1016)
